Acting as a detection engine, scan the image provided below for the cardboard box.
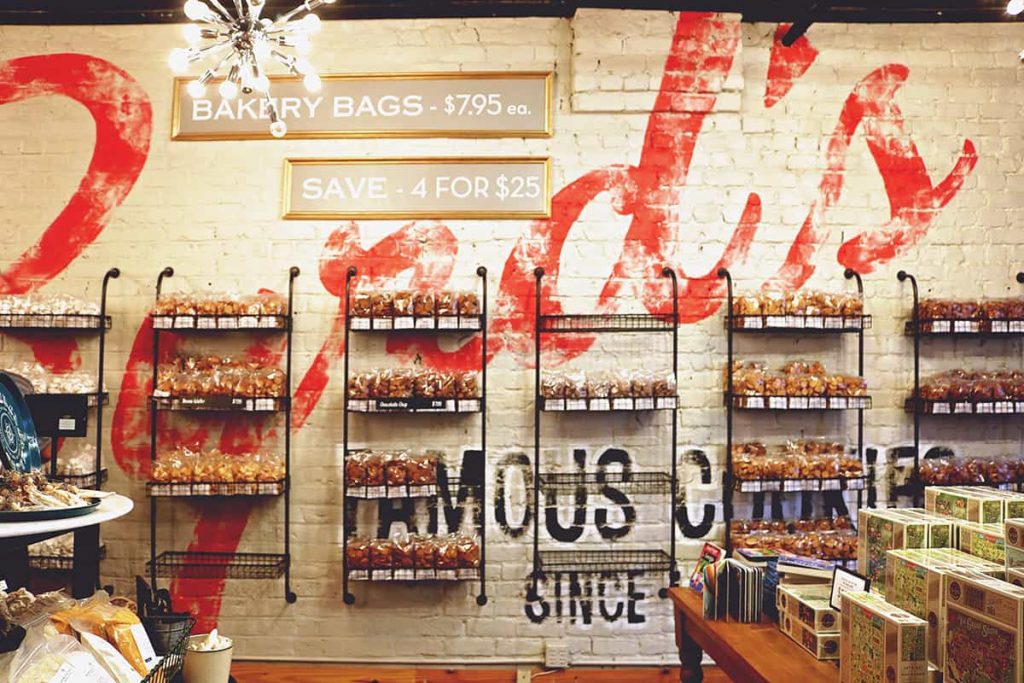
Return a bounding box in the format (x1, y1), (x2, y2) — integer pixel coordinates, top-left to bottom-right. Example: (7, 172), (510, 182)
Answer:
(859, 508), (954, 592)
(957, 521), (1006, 564)
(780, 612), (840, 661)
(885, 548), (1005, 668)
(926, 486), (1006, 524)
(776, 584), (839, 633)
(1010, 568), (1024, 588)
(840, 590), (928, 683)
(943, 570), (1024, 683)
(982, 488), (1024, 521)
(1007, 518), (1024, 570)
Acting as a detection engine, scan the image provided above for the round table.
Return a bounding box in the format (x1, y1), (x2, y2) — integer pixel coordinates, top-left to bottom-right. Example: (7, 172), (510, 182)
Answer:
(0, 494), (133, 597)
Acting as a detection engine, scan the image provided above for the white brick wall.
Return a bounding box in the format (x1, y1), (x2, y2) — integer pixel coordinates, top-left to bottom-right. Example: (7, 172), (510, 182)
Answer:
(0, 8), (1021, 665)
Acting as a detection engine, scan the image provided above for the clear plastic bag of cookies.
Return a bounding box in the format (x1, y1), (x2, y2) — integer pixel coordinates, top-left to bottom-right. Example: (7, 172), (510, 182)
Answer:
(540, 373), (567, 399)
(628, 370), (652, 398)
(435, 535), (460, 570)
(436, 291), (456, 317)
(385, 451), (409, 487)
(392, 290), (414, 317)
(455, 371), (479, 399)
(392, 533), (415, 570)
(918, 299), (952, 321)
(732, 293), (760, 316)
(436, 370), (457, 399)
(352, 291), (373, 318)
(364, 452), (385, 487)
(408, 452), (439, 485)
(370, 538), (394, 570)
(389, 369), (414, 399)
(370, 292), (393, 318)
(587, 373), (612, 399)
(456, 534), (480, 569)
(652, 370), (676, 398)
(729, 361), (765, 395)
(347, 537), (371, 570)
(414, 370), (440, 398)
(564, 372), (588, 400)
(345, 450), (369, 487)
(457, 291), (481, 317)
(758, 291), (786, 316)
(412, 535), (437, 570)
(412, 291), (435, 317)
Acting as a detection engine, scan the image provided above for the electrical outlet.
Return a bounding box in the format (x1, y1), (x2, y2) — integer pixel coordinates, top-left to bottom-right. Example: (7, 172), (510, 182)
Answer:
(516, 667), (532, 683)
(544, 642), (570, 669)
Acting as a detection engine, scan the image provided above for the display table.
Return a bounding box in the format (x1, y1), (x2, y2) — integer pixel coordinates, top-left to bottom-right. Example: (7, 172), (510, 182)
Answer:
(668, 587), (838, 683)
(0, 494), (133, 598)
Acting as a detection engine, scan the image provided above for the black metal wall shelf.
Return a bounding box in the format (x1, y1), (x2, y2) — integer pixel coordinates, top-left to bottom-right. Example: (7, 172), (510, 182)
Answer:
(537, 549), (673, 575)
(906, 399), (1024, 415)
(29, 544), (107, 571)
(151, 395), (288, 412)
(730, 395), (871, 410)
(347, 397), (481, 414)
(146, 480), (286, 497)
(152, 314), (289, 331)
(0, 314), (112, 331)
(540, 396), (677, 412)
(897, 270), (1024, 505)
(538, 471), (672, 494)
(342, 267), (489, 607)
(10, 268), (120, 588)
(529, 266), (680, 601)
(719, 267), (874, 558)
(148, 551), (288, 580)
(349, 315), (483, 331)
(729, 314), (871, 333)
(147, 267), (299, 604)
(539, 313), (675, 333)
(733, 476), (867, 493)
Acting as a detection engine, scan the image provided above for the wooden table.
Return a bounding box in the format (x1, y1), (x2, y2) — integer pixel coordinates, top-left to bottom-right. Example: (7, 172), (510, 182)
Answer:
(669, 588), (839, 683)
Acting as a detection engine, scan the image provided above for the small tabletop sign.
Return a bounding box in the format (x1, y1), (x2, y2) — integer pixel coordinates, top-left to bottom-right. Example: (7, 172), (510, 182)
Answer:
(283, 157), (551, 220)
(830, 565), (870, 610)
(172, 72), (552, 140)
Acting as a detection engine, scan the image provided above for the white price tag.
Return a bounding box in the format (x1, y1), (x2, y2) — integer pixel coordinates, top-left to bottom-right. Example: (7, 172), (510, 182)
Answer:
(932, 402), (950, 414)
(766, 316), (785, 328)
(634, 397), (654, 410)
(954, 402), (973, 414)
(991, 321), (1009, 334)
(393, 317), (414, 330)
(742, 317), (762, 329)
(459, 316), (481, 330)
(350, 317), (371, 330)
(768, 397), (787, 410)
(58, 418), (76, 431)
(173, 316), (194, 329)
(1011, 320), (1024, 333)
(438, 316), (459, 330)
(415, 317), (436, 329)
(372, 317), (393, 330)
(590, 398), (610, 411)
(931, 320), (951, 333)
(805, 316), (824, 329)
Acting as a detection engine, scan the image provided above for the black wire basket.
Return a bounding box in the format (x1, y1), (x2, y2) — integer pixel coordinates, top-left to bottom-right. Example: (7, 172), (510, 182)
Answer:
(141, 616), (195, 683)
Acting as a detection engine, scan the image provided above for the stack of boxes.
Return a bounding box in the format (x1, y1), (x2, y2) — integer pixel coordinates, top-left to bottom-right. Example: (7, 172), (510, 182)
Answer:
(776, 584), (840, 661)
(844, 486), (1024, 681)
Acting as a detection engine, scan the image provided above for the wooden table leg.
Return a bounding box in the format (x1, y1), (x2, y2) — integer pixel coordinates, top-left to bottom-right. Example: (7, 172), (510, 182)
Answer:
(675, 603), (704, 683)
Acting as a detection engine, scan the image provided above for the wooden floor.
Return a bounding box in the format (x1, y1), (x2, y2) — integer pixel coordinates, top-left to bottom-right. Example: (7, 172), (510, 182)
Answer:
(231, 663), (731, 682)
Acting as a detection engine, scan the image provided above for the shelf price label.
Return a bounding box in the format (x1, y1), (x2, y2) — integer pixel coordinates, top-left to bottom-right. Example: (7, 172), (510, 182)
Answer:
(283, 157), (551, 219)
(172, 72), (552, 140)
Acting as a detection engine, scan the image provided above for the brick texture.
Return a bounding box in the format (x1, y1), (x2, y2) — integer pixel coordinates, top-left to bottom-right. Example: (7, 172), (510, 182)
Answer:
(0, 8), (1017, 666)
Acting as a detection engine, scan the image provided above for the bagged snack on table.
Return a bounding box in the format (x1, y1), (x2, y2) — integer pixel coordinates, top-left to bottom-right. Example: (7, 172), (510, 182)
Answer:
(10, 629), (115, 683)
(53, 592), (158, 675)
(80, 631), (142, 683)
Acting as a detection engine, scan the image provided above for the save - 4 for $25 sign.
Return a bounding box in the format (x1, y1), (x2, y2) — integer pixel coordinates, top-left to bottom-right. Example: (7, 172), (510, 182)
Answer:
(282, 158), (551, 219)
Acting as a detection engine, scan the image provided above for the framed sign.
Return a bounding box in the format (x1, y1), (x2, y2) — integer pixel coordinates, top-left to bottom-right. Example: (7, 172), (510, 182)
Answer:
(172, 72), (553, 140)
(282, 157), (551, 220)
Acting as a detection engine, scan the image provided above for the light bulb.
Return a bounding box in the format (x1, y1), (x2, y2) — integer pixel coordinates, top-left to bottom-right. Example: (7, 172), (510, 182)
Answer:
(187, 79), (207, 98)
(270, 120), (288, 138)
(168, 48), (192, 74)
(294, 58), (314, 75)
(183, 0), (210, 21)
(1009, 0), (1024, 14)
(254, 74), (271, 92)
(219, 79), (239, 99)
(299, 13), (321, 33)
(182, 24), (203, 44)
(253, 38), (272, 61)
(293, 34), (312, 55)
(303, 73), (321, 92)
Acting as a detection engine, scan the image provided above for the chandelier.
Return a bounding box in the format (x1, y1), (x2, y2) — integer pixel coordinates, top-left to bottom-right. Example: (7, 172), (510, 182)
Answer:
(169, 0), (334, 137)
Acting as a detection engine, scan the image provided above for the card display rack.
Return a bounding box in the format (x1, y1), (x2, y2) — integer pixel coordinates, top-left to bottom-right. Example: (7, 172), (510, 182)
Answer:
(718, 268), (875, 557)
(8, 268), (120, 587)
(145, 267), (299, 603)
(528, 267), (681, 602)
(897, 270), (1024, 504)
(342, 267), (488, 606)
